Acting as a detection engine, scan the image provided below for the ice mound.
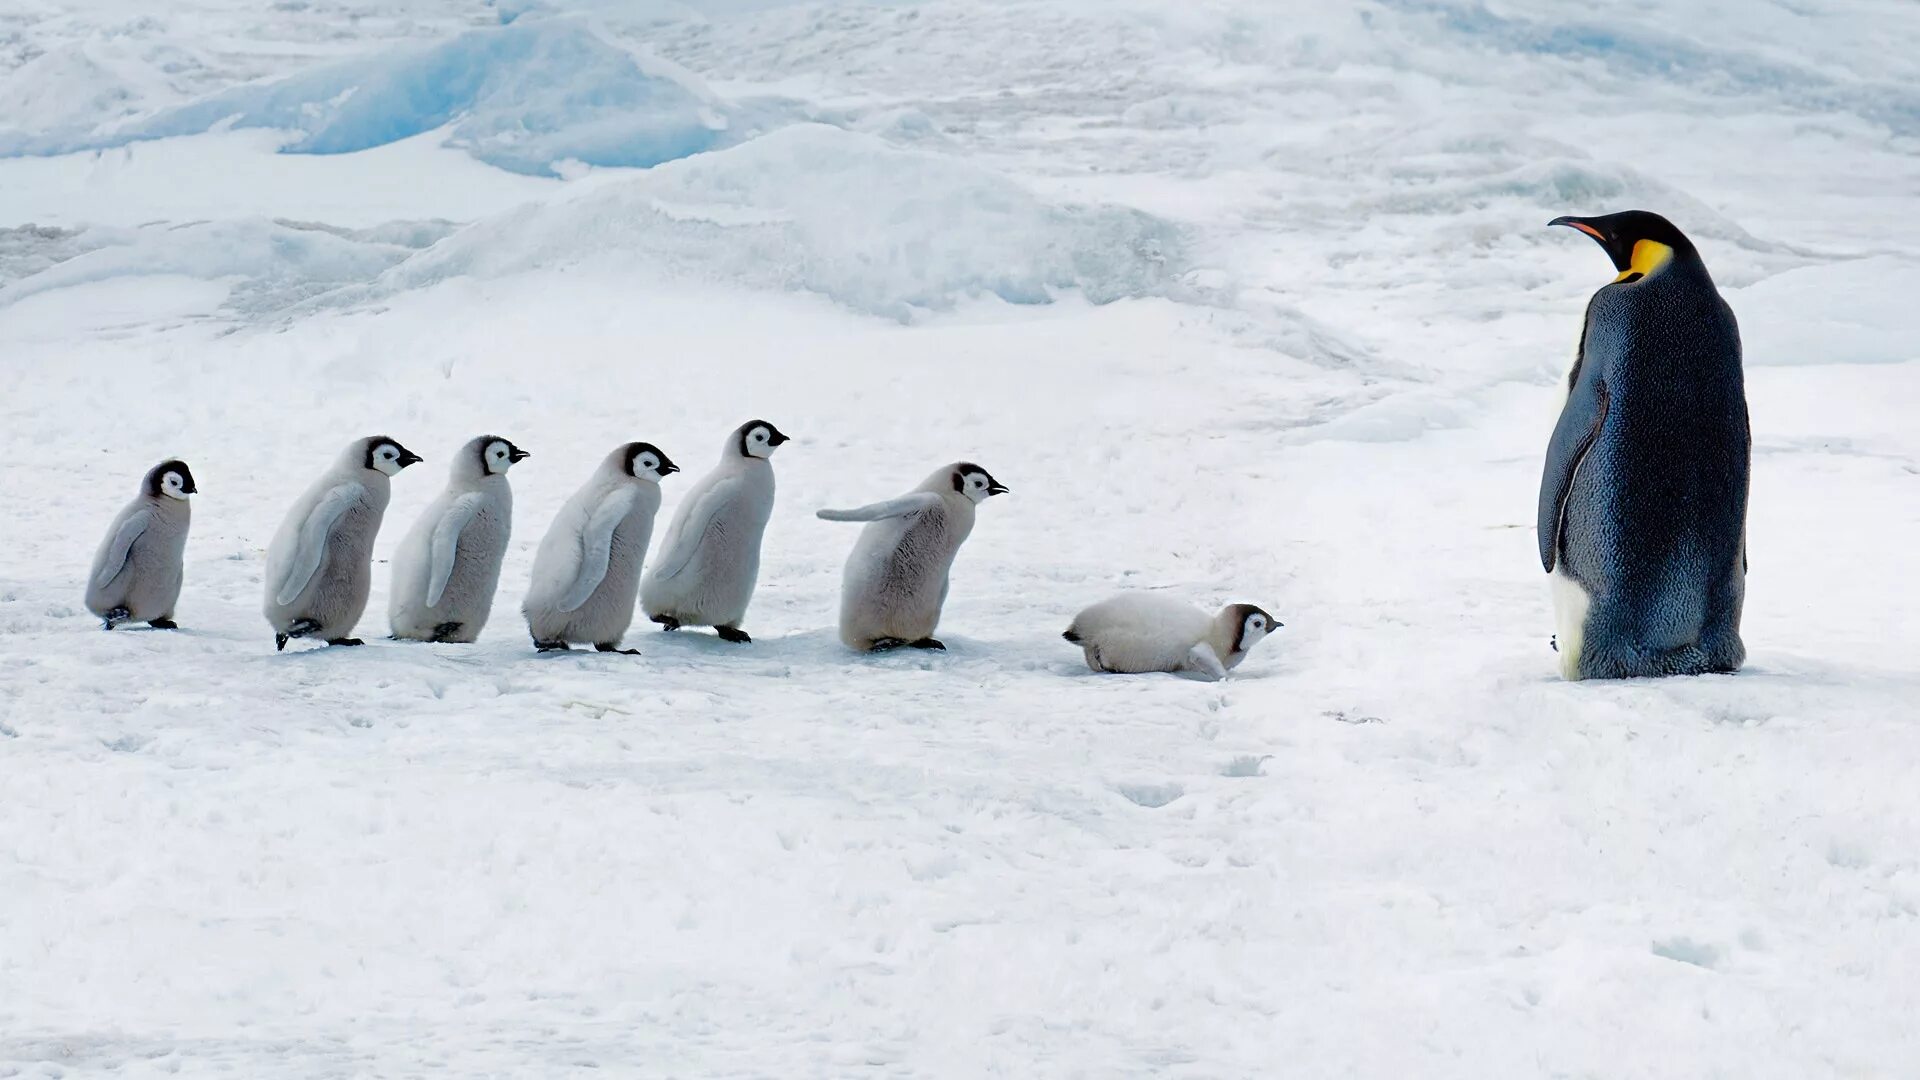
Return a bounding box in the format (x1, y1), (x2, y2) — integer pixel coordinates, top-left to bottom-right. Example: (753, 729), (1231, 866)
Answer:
(0, 42), (180, 139)
(0, 20), (742, 177)
(374, 124), (1184, 320)
(0, 219), (454, 317)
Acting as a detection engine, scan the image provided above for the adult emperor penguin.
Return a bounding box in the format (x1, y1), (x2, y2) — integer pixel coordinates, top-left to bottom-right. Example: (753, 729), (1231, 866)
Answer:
(817, 461), (1007, 652)
(1063, 594), (1279, 679)
(85, 459), (196, 630)
(1540, 209), (1749, 680)
(388, 435), (529, 643)
(641, 419), (789, 643)
(263, 435), (422, 650)
(522, 441), (679, 653)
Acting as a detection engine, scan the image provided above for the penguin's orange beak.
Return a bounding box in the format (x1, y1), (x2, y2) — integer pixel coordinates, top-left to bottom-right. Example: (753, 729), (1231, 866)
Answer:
(1550, 216), (1606, 242)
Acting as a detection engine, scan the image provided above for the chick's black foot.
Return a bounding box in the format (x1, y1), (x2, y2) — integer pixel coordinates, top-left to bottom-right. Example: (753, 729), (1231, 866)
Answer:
(652, 615), (681, 631)
(277, 618), (324, 652)
(101, 606), (132, 630)
(534, 639), (570, 653)
(328, 637), (365, 647)
(148, 618), (179, 630)
(430, 621), (463, 643)
(868, 638), (907, 652)
(908, 638), (946, 651)
(596, 643), (641, 655)
(715, 626), (751, 644)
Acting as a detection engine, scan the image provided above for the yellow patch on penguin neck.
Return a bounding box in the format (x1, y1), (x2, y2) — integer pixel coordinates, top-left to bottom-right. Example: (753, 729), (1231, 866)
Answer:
(1613, 239), (1674, 283)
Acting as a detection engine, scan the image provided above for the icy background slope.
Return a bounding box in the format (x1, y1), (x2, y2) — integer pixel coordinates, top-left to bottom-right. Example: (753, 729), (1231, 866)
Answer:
(2, 1), (1918, 1076)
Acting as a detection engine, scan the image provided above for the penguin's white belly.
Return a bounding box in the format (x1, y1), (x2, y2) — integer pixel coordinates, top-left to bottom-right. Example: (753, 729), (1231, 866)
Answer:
(1550, 565), (1591, 682)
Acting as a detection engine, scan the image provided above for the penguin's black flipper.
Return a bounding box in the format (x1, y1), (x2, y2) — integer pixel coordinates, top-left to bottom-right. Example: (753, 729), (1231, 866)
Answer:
(1537, 373), (1610, 572)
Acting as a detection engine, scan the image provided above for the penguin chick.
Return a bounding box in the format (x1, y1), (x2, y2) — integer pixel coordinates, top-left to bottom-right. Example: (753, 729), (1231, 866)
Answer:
(263, 435), (422, 650)
(641, 420), (788, 643)
(1541, 210), (1749, 680)
(817, 461), (1007, 652)
(388, 435), (529, 643)
(85, 459), (196, 630)
(522, 442), (678, 654)
(1063, 594), (1279, 679)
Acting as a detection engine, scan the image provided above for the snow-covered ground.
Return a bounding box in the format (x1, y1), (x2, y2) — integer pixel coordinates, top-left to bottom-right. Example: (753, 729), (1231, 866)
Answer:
(3, 1), (1919, 1075)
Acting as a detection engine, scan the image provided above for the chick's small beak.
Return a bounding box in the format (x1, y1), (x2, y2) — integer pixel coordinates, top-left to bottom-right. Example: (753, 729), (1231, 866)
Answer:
(399, 450), (424, 467)
(660, 461), (681, 476)
(987, 481), (1010, 496)
(509, 447), (531, 463)
(768, 429), (790, 446)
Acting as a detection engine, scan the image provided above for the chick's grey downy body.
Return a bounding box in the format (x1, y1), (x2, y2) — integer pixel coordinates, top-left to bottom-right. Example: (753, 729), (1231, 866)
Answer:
(820, 462), (1006, 651)
(1064, 594), (1277, 679)
(264, 436), (421, 648)
(641, 421), (787, 640)
(86, 460), (195, 628)
(389, 435), (526, 643)
(1540, 211), (1749, 680)
(523, 443), (675, 651)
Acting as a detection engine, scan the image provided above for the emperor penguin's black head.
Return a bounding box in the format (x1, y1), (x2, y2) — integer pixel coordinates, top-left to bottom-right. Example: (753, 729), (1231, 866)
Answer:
(737, 420), (790, 460)
(477, 435), (530, 476)
(951, 462), (1009, 504)
(624, 442), (680, 482)
(1549, 210), (1699, 284)
(145, 459), (197, 500)
(364, 436), (423, 477)
(1225, 603), (1280, 654)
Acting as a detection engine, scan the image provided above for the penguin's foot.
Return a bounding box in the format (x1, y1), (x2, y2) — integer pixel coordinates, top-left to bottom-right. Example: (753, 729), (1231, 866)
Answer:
(715, 626), (751, 644)
(534, 639), (570, 653)
(102, 606), (132, 630)
(595, 643), (641, 655)
(867, 637), (907, 652)
(148, 618), (179, 630)
(652, 615), (681, 632)
(907, 637), (946, 651)
(278, 618), (322, 649)
(429, 621), (463, 643)
(1550, 635), (1558, 653)
(327, 637), (365, 647)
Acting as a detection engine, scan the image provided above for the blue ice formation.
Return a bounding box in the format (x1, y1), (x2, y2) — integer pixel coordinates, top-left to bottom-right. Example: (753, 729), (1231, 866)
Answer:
(0, 19), (744, 176)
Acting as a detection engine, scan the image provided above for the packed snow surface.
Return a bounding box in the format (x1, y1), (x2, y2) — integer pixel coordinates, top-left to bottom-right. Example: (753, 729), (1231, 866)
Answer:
(2, 1), (1919, 1077)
